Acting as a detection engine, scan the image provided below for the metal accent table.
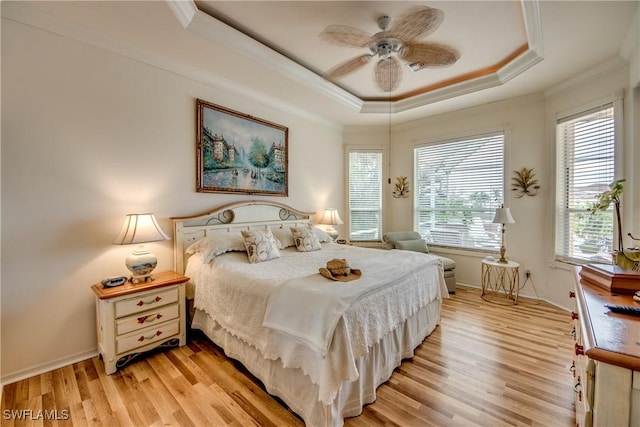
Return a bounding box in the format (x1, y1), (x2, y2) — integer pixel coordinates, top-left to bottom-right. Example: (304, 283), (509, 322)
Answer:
(481, 259), (520, 304)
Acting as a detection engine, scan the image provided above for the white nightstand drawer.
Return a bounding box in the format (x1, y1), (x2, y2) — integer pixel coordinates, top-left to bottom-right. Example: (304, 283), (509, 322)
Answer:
(115, 287), (178, 318)
(116, 303), (179, 335)
(117, 319), (180, 354)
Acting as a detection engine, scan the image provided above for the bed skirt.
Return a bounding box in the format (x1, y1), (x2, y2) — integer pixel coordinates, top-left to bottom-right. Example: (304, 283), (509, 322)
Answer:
(191, 298), (442, 427)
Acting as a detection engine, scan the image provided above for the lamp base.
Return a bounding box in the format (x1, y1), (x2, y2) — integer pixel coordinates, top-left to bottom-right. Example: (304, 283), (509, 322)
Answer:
(498, 245), (508, 263)
(126, 246), (158, 284)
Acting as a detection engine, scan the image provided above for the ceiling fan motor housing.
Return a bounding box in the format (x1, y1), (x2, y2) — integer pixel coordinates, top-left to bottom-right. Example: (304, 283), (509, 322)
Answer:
(370, 37), (401, 60)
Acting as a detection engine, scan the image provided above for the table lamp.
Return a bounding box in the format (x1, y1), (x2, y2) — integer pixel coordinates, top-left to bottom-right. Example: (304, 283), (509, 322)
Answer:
(492, 205), (515, 263)
(113, 213), (170, 283)
(318, 208), (343, 241)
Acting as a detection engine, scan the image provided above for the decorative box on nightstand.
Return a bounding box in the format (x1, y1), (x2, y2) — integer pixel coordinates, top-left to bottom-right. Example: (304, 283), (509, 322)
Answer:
(91, 271), (189, 374)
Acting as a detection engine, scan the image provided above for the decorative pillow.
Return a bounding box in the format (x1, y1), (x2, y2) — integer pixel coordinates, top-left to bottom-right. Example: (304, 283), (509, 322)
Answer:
(290, 224), (322, 252)
(395, 239), (429, 253)
(185, 232), (246, 263)
(241, 227), (281, 263)
(313, 226), (334, 243)
(271, 226), (296, 249)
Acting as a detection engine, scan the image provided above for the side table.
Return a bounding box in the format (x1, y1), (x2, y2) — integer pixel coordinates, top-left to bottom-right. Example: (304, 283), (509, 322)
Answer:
(481, 259), (520, 304)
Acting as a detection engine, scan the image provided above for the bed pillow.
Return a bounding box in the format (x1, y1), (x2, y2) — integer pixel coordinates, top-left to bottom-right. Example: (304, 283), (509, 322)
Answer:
(241, 227), (281, 263)
(395, 239), (429, 254)
(185, 232), (246, 263)
(290, 224), (322, 252)
(271, 226), (296, 249)
(313, 226), (334, 243)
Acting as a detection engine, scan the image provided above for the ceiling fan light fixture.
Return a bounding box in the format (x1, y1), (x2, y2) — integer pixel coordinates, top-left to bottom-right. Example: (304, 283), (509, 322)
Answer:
(320, 5), (459, 92)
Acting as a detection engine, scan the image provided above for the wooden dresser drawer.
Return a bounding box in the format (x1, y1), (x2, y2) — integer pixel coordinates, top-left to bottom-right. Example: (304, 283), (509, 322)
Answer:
(116, 319), (180, 354)
(114, 287), (178, 318)
(116, 303), (179, 335)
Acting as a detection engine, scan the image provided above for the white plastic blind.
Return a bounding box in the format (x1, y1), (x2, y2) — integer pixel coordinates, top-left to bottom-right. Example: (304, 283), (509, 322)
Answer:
(555, 103), (615, 263)
(348, 151), (382, 241)
(414, 132), (504, 250)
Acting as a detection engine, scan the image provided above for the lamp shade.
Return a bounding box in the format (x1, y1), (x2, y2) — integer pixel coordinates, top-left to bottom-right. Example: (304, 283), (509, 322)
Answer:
(113, 213), (170, 245)
(492, 206), (515, 224)
(113, 213), (170, 283)
(318, 208), (344, 226)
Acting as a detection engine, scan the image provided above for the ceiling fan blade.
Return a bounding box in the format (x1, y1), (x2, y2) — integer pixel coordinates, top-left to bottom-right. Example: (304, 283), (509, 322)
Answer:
(320, 25), (374, 48)
(374, 57), (402, 92)
(399, 42), (460, 68)
(387, 6), (444, 42)
(325, 54), (373, 80)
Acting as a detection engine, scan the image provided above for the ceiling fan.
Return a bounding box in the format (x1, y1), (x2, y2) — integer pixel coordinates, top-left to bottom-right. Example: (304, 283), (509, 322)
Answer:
(320, 6), (460, 92)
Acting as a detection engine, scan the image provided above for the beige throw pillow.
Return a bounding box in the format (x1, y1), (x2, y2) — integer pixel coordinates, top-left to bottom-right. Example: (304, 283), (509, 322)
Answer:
(241, 227), (281, 263)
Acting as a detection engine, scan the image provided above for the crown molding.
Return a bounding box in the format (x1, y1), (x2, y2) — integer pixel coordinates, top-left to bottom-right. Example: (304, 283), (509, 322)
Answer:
(1, 1), (339, 128)
(164, 0), (197, 28)
(166, 0), (544, 115)
(543, 56), (628, 98)
(619, 4), (639, 61)
(166, 0), (363, 112)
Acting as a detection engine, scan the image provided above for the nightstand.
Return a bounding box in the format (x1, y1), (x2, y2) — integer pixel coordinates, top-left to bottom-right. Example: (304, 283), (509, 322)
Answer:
(91, 271), (189, 374)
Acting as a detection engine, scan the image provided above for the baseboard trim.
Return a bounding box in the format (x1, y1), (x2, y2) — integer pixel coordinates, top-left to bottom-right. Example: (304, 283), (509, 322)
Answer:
(1, 349), (98, 387)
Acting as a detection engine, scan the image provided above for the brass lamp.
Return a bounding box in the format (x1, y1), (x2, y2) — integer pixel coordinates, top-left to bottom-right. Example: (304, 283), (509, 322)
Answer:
(492, 205), (515, 263)
(318, 208), (344, 241)
(113, 213), (170, 283)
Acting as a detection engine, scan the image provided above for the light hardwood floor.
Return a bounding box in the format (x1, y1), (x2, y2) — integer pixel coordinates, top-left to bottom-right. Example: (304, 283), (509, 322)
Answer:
(1, 286), (575, 426)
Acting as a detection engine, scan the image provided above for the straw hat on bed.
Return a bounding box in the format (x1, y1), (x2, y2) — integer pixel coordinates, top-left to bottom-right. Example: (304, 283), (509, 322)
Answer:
(319, 258), (362, 282)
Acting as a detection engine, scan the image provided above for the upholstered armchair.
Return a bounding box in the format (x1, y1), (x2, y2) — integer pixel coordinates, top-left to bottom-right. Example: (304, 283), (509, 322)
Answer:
(382, 231), (456, 293)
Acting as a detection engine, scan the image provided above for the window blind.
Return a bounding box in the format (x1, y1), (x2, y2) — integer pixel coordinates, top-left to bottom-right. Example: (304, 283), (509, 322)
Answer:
(414, 132), (504, 250)
(348, 151), (382, 241)
(555, 103), (615, 263)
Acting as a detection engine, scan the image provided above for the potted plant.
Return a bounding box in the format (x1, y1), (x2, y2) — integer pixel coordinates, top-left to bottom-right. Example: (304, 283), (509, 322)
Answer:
(588, 179), (640, 270)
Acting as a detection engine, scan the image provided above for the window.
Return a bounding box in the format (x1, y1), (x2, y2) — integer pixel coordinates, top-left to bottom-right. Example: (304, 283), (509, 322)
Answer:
(555, 102), (616, 264)
(348, 150), (382, 241)
(414, 132), (505, 250)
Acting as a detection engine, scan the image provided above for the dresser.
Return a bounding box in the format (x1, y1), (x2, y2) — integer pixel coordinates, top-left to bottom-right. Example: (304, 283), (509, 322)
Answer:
(91, 271), (189, 374)
(571, 267), (640, 426)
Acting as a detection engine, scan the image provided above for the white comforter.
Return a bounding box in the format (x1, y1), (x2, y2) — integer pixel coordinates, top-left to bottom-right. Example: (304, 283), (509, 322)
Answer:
(186, 243), (447, 404)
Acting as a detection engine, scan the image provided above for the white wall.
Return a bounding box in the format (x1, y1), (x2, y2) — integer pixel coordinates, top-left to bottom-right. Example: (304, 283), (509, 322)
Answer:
(1, 17), (344, 382)
(345, 64), (636, 310)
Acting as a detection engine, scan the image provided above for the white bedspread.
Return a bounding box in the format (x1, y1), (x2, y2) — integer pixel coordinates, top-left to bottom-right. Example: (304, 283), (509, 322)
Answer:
(187, 243), (447, 404)
(263, 248), (442, 357)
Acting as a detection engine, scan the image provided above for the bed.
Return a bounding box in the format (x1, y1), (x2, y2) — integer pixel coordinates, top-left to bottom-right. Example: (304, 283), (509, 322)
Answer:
(172, 200), (448, 427)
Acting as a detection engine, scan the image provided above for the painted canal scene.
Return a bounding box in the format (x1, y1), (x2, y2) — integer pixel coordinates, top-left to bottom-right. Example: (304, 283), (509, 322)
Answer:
(197, 100), (288, 196)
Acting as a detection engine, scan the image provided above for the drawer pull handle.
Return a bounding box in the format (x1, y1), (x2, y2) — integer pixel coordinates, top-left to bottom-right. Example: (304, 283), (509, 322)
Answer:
(137, 296), (162, 307)
(138, 330), (162, 342)
(137, 314), (163, 324)
(569, 327), (576, 338)
(571, 311), (579, 320)
(569, 361), (576, 375)
(575, 343), (584, 355)
(569, 291), (575, 298)
(574, 377), (582, 401)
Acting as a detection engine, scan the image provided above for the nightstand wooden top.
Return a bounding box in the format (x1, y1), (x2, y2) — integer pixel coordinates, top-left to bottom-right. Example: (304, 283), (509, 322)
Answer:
(91, 271), (189, 299)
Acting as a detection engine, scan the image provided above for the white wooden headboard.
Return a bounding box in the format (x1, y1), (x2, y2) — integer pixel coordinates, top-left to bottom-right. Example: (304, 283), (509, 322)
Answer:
(171, 200), (314, 274)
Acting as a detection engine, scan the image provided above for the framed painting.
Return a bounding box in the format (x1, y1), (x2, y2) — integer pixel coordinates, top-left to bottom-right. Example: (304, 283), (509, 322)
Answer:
(196, 99), (288, 196)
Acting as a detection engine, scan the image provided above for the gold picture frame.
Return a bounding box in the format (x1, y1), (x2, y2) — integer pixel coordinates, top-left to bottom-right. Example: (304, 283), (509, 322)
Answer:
(196, 99), (288, 196)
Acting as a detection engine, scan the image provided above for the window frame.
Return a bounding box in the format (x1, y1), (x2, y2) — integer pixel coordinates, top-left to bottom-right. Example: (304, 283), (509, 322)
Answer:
(553, 93), (623, 265)
(346, 147), (384, 242)
(413, 128), (508, 252)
